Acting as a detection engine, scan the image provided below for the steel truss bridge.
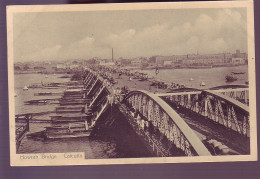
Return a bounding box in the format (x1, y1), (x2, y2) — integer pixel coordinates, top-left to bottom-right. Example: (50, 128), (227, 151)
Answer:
(122, 86), (249, 157)
(83, 69), (250, 157)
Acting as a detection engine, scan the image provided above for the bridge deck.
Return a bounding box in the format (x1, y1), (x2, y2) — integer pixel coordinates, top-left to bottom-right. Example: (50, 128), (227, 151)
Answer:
(173, 107), (249, 154)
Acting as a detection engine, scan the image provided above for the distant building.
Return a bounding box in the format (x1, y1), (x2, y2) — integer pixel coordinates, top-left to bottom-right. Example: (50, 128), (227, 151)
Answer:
(232, 50), (247, 59)
(69, 64), (79, 69)
(231, 57), (245, 64)
(163, 60), (172, 66)
(131, 60), (141, 67)
(119, 58), (131, 66)
(99, 62), (115, 66)
(57, 63), (67, 69)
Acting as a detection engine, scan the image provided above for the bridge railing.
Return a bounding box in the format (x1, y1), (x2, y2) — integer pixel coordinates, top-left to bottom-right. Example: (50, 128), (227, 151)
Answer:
(159, 87), (249, 105)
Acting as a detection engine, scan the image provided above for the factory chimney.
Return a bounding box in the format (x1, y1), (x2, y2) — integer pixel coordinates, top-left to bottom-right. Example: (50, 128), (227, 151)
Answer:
(112, 48), (114, 62)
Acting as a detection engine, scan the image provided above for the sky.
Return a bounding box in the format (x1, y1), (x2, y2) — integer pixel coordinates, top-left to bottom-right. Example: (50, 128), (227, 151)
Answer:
(13, 8), (247, 62)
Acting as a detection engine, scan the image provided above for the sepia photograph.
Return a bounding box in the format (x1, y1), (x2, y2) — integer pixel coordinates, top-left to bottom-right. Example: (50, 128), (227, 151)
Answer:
(7, 1), (256, 166)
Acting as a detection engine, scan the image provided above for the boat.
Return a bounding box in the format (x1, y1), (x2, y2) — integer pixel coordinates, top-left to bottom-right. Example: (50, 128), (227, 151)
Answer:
(225, 75), (238, 82)
(138, 77), (148, 81)
(27, 121), (92, 139)
(59, 75), (71, 78)
(189, 78), (194, 81)
(23, 86), (28, 90)
(50, 114), (89, 122)
(28, 83), (42, 88)
(24, 99), (48, 105)
(200, 81), (206, 86)
(45, 75), (48, 78)
(150, 80), (160, 86)
(14, 93), (17, 97)
(44, 126), (92, 139)
(42, 87), (60, 89)
(34, 92), (63, 96)
(232, 72), (245, 75)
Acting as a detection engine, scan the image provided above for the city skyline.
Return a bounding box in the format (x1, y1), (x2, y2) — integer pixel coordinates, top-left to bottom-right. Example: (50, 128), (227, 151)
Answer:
(13, 8), (247, 62)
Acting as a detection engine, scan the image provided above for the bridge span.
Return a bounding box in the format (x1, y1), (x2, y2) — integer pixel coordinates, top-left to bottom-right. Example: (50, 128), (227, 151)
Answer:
(82, 68), (250, 157)
(157, 88), (249, 137)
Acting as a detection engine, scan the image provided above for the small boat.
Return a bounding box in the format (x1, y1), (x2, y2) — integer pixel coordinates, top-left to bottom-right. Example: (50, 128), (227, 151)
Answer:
(189, 78), (194, 81)
(200, 81), (206, 86)
(14, 93), (17, 97)
(44, 126), (92, 139)
(59, 75), (71, 78)
(45, 75), (48, 78)
(138, 77), (148, 81)
(42, 87), (60, 89)
(23, 86), (28, 90)
(225, 75), (238, 82)
(27, 121), (92, 139)
(28, 83), (42, 88)
(24, 99), (48, 105)
(232, 72), (245, 75)
(34, 92), (63, 96)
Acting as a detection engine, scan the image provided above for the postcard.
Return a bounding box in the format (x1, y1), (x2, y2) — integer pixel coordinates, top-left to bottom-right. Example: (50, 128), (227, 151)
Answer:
(7, 1), (256, 166)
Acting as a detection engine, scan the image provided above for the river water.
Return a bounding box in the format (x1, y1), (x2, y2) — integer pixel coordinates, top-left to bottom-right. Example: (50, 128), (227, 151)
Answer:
(15, 65), (248, 158)
(140, 65), (248, 89)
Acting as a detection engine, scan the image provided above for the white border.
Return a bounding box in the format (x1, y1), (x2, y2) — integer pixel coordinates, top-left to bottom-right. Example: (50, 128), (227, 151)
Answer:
(7, 1), (257, 166)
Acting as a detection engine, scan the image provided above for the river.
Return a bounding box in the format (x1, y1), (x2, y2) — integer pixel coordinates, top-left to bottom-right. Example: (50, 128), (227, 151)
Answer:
(140, 65), (248, 89)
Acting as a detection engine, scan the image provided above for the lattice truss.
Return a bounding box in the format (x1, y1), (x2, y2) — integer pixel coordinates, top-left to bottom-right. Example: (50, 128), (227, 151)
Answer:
(164, 92), (249, 137)
(84, 73), (95, 88)
(126, 93), (196, 156)
(219, 89), (249, 105)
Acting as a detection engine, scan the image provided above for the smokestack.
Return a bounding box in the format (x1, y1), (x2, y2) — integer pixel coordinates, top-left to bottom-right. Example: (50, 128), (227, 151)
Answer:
(112, 48), (114, 62)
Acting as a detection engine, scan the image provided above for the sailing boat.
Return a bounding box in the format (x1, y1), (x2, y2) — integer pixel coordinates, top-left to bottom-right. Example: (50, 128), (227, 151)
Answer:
(23, 86), (29, 90)
(200, 81), (206, 86)
(155, 67), (159, 75)
(225, 74), (238, 82)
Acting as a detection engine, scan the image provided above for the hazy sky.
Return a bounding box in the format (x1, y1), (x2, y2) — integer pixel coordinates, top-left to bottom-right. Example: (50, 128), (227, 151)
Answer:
(13, 8), (247, 62)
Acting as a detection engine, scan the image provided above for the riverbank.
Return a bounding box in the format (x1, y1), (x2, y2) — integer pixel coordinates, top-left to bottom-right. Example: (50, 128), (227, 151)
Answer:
(121, 64), (247, 70)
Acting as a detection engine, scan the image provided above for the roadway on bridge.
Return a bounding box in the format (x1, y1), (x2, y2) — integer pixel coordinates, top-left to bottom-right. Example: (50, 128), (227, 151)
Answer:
(168, 104), (250, 154)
